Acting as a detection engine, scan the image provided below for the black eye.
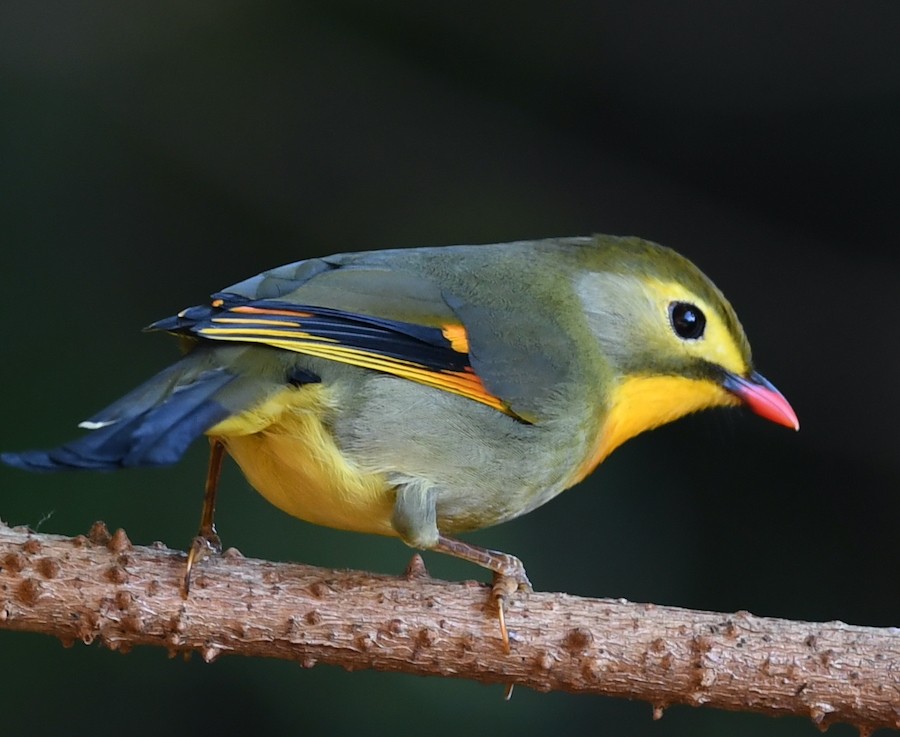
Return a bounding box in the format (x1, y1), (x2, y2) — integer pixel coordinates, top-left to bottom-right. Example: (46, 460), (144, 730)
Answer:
(669, 301), (706, 340)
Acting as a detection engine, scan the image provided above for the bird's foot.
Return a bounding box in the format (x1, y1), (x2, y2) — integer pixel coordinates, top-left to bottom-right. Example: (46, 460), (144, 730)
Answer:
(490, 555), (532, 655)
(432, 535), (532, 654)
(182, 528), (222, 596)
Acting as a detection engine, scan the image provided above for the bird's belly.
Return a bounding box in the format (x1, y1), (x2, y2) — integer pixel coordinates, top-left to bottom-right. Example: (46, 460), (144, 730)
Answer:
(208, 386), (397, 537)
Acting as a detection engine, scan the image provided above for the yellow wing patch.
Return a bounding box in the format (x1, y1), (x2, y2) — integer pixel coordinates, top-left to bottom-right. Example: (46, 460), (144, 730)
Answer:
(198, 322), (514, 417)
(161, 297), (525, 420)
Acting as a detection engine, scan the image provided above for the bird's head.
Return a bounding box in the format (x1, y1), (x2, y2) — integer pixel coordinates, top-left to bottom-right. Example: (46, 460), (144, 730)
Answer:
(571, 236), (798, 473)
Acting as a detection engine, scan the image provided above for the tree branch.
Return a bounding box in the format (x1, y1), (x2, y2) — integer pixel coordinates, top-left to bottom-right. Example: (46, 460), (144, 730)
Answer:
(1, 519), (897, 733)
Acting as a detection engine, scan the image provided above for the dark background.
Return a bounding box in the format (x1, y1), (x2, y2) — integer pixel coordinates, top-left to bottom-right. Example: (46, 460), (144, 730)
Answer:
(2, 3), (898, 735)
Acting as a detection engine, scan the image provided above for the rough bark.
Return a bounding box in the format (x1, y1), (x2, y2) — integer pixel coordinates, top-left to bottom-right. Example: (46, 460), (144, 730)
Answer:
(0, 520), (897, 734)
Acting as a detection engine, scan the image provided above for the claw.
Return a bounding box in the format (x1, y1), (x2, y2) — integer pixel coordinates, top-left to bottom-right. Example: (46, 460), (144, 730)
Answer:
(491, 573), (521, 653)
(182, 531), (222, 596)
(496, 592), (510, 653)
(491, 574), (526, 698)
(428, 535), (533, 654)
(183, 439), (226, 597)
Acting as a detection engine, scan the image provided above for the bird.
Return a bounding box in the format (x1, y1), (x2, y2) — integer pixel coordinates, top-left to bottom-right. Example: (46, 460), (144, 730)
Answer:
(2, 235), (798, 650)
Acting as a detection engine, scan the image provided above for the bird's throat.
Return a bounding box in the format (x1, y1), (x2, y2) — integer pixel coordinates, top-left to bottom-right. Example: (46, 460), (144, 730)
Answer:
(567, 374), (738, 486)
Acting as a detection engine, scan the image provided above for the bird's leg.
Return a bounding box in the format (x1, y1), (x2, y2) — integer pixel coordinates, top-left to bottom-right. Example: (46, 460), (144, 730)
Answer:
(433, 535), (532, 653)
(183, 438), (225, 596)
(392, 484), (530, 654)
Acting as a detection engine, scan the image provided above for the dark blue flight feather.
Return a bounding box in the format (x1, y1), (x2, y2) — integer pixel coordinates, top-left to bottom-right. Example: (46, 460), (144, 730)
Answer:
(1, 368), (236, 471)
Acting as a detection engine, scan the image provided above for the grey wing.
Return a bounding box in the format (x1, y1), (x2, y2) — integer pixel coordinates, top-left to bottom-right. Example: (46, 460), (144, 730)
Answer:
(153, 246), (580, 423)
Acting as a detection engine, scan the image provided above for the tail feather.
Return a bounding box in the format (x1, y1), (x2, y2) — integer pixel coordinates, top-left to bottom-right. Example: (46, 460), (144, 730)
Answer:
(1, 361), (239, 472)
(123, 369), (236, 466)
(78, 361), (188, 428)
(4, 414), (147, 471)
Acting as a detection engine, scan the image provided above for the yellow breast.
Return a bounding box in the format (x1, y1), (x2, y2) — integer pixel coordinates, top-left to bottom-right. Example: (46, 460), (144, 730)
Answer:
(206, 384), (397, 536)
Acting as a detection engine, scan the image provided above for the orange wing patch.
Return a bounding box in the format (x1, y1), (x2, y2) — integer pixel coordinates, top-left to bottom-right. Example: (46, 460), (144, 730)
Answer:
(230, 305), (315, 318)
(441, 323), (470, 354)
